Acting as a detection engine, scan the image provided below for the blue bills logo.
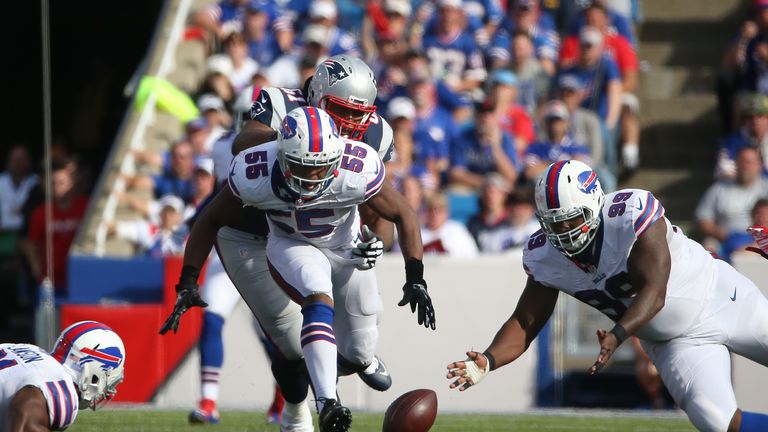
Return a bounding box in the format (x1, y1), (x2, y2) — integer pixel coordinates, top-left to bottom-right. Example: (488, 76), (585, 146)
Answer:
(79, 346), (123, 370)
(280, 116), (298, 139)
(323, 59), (349, 86)
(577, 170), (597, 194)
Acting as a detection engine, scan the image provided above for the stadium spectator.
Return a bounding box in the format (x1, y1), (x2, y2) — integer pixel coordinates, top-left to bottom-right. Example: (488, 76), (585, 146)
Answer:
(0, 145), (38, 233)
(466, 173), (511, 251)
(197, 94), (230, 147)
(198, 72), (236, 107)
(108, 194), (186, 258)
(449, 99), (520, 189)
(20, 158), (89, 294)
(695, 147), (768, 257)
(130, 140), (196, 204)
(503, 31), (550, 116)
(741, 0), (768, 94)
(489, 0), (560, 76)
(191, 157), (216, 207)
(524, 100), (591, 181)
(206, 32), (259, 93)
(408, 73), (456, 190)
(716, 93), (768, 179)
(725, 199), (768, 261)
(243, 0), (288, 68)
(421, 0), (487, 93)
(301, 24), (332, 61)
(475, 187), (540, 253)
(566, 0), (636, 46)
(421, 192), (479, 256)
(558, 26), (622, 172)
(487, 69), (536, 154)
(386, 96), (417, 178)
(306, 0), (360, 57)
(192, 0), (249, 41)
(554, 73), (604, 164)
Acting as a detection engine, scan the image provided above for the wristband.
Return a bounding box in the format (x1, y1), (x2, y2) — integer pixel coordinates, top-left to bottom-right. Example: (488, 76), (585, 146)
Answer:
(405, 258), (424, 283)
(482, 350), (497, 371)
(609, 324), (629, 346)
(179, 265), (200, 286)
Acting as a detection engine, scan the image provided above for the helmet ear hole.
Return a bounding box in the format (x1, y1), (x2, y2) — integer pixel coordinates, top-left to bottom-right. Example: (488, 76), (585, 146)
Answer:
(92, 375), (100, 384)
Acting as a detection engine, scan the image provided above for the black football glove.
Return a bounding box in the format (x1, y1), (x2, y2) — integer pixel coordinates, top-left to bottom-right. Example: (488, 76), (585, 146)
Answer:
(397, 259), (436, 330)
(352, 225), (384, 270)
(159, 266), (208, 335)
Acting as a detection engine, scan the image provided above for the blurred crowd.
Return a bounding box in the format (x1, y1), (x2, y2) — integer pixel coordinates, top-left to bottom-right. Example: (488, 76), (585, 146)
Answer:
(106, 0), (645, 268)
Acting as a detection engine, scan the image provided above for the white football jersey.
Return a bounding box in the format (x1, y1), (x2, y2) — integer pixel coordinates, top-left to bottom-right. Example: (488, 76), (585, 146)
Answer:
(0, 344), (78, 431)
(228, 139), (386, 250)
(523, 189), (717, 342)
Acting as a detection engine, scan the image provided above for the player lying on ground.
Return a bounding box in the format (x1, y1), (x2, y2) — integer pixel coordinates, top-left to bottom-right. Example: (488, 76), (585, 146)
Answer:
(1, 321), (125, 432)
(447, 160), (768, 432)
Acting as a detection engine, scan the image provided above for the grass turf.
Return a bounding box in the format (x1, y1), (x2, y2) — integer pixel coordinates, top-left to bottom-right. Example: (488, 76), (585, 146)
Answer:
(70, 409), (696, 431)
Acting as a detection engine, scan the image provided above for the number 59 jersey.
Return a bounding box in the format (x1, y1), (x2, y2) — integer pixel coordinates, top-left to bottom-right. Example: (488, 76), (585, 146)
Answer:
(0, 344), (79, 430)
(228, 139), (386, 250)
(523, 189), (718, 342)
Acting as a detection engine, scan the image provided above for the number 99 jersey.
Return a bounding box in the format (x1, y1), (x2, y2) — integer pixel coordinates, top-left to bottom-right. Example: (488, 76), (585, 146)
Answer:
(228, 139), (386, 251)
(523, 188), (719, 342)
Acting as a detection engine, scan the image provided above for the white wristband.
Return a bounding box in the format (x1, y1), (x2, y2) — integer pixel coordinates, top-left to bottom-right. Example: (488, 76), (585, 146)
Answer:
(464, 355), (490, 386)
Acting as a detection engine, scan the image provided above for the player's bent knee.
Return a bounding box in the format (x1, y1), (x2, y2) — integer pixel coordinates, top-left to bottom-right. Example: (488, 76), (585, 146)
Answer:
(685, 397), (735, 432)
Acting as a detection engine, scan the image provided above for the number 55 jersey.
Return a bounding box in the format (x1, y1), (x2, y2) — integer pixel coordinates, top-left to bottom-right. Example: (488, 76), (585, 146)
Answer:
(228, 139), (385, 251)
(523, 188), (718, 342)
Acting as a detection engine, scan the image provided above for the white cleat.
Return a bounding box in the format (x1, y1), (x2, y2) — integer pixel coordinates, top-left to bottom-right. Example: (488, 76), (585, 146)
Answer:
(281, 397), (315, 432)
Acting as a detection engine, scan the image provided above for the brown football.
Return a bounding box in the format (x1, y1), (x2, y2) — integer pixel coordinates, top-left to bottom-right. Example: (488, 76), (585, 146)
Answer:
(382, 389), (438, 432)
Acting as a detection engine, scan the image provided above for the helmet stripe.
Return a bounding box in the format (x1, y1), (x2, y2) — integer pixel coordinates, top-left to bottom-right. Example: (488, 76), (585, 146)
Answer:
(545, 160), (568, 209)
(51, 321), (112, 363)
(304, 107), (323, 153)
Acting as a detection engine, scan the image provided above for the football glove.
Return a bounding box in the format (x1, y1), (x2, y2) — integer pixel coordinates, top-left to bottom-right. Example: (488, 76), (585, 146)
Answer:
(747, 225), (768, 260)
(398, 259), (436, 330)
(159, 266), (208, 335)
(352, 225), (384, 270)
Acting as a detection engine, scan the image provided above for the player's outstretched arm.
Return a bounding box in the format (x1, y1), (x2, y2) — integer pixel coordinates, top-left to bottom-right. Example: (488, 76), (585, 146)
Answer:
(589, 218), (670, 374)
(447, 276), (558, 391)
(8, 386), (51, 432)
(159, 187), (244, 334)
(366, 181), (436, 329)
(231, 120), (277, 156)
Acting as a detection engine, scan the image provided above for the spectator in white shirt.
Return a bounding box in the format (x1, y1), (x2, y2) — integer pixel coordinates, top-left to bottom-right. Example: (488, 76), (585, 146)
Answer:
(0, 145), (38, 232)
(421, 192), (479, 257)
(108, 194), (186, 258)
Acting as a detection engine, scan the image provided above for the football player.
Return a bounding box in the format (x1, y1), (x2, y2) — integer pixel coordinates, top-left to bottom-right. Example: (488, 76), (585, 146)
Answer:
(169, 58), (396, 429)
(1, 321), (125, 432)
(164, 107), (434, 432)
(447, 160), (768, 432)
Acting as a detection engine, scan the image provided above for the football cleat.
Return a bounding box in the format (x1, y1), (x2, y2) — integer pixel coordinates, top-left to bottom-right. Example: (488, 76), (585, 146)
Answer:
(357, 355), (392, 391)
(318, 398), (352, 432)
(189, 399), (220, 424)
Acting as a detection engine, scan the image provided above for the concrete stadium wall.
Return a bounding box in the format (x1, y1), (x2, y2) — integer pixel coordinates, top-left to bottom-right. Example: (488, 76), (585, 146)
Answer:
(153, 253), (538, 412)
(153, 251), (768, 413)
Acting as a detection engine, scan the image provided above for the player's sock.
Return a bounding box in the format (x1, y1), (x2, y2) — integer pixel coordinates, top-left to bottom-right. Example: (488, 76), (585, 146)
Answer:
(300, 302), (337, 413)
(271, 357), (310, 404)
(200, 312), (225, 402)
(740, 411), (768, 432)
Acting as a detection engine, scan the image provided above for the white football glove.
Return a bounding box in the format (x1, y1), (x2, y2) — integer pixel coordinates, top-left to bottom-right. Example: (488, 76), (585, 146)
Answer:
(463, 354), (490, 387)
(352, 225), (384, 271)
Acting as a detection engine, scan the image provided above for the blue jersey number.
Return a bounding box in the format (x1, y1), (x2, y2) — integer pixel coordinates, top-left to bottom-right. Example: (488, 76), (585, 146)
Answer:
(268, 209), (335, 238)
(244, 151), (269, 179)
(608, 192), (633, 218)
(574, 272), (636, 321)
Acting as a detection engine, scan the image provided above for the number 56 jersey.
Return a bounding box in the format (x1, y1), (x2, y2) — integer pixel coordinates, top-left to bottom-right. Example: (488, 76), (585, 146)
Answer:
(228, 139), (386, 250)
(523, 188), (718, 342)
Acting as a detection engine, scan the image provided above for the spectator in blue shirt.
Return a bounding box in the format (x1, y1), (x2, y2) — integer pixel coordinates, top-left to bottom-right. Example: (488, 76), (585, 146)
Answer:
(524, 100), (591, 181)
(243, 2), (286, 67)
(489, 0), (560, 75)
(152, 140), (196, 203)
(306, 0), (360, 57)
(450, 99), (520, 189)
(422, 0), (487, 93)
(408, 75), (456, 190)
(716, 93), (768, 180)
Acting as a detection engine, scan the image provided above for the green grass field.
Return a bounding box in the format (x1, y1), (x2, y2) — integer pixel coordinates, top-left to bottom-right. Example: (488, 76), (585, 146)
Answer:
(70, 409), (696, 432)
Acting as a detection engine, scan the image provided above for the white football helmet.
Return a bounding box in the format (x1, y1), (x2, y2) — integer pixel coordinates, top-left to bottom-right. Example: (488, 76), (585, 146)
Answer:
(277, 106), (343, 199)
(51, 321), (126, 410)
(534, 160), (605, 256)
(308, 55), (377, 140)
